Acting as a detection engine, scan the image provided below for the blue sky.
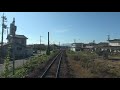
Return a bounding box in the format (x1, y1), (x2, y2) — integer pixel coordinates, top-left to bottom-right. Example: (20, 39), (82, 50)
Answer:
(0, 12), (120, 45)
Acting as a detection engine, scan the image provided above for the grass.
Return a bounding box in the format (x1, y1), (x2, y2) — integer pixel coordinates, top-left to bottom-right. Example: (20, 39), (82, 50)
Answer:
(67, 50), (120, 78)
(109, 55), (120, 59)
(108, 53), (120, 59)
(0, 50), (58, 78)
(67, 57), (95, 78)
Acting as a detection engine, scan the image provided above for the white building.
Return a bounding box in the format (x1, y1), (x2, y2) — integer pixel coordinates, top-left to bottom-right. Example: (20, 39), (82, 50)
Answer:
(108, 39), (120, 46)
(70, 43), (84, 52)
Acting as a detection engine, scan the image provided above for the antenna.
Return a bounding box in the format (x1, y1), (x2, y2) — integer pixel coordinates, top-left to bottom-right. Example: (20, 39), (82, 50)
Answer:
(74, 39), (76, 43)
(59, 42), (60, 49)
(79, 39), (80, 43)
(107, 35), (110, 41)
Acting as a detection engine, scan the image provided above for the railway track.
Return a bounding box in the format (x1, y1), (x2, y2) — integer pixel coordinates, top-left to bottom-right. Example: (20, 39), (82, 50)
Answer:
(40, 50), (63, 78)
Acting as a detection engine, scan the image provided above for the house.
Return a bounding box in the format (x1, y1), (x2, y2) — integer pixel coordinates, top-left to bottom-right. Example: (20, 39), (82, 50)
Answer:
(26, 45), (33, 56)
(70, 43), (84, 52)
(107, 39), (120, 52)
(94, 40), (120, 53)
(108, 39), (120, 46)
(6, 18), (28, 59)
(94, 42), (109, 51)
(83, 45), (94, 51)
(97, 42), (108, 47)
(0, 18), (32, 61)
(27, 44), (46, 53)
(51, 44), (60, 50)
(83, 42), (96, 51)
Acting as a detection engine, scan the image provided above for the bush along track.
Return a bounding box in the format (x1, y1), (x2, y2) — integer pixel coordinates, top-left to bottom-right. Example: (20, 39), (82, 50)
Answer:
(2, 45), (11, 78)
(0, 50), (59, 78)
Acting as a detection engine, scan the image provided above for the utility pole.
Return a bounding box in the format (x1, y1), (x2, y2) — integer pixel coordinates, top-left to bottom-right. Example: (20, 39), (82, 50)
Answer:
(59, 42), (60, 49)
(40, 35), (42, 54)
(107, 34), (110, 55)
(93, 40), (95, 46)
(11, 18), (16, 75)
(53, 41), (55, 51)
(74, 39), (76, 43)
(46, 32), (50, 55)
(79, 39), (80, 43)
(107, 35), (110, 41)
(93, 40), (95, 43)
(1, 13), (7, 62)
(12, 35), (15, 75)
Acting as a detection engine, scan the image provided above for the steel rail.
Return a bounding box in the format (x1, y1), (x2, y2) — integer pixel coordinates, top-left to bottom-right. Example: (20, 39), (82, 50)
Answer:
(55, 52), (62, 78)
(40, 51), (62, 78)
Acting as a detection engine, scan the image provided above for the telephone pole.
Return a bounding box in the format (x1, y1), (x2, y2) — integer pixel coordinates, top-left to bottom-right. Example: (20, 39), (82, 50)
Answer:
(53, 41), (55, 51)
(12, 35), (15, 75)
(40, 35), (42, 54)
(11, 18), (16, 75)
(46, 32), (50, 55)
(1, 13), (7, 62)
(107, 35), (110, 41)
(74, 39), (76, 43)
(59, 42), (60, 49)
(79, 39), (80, 43)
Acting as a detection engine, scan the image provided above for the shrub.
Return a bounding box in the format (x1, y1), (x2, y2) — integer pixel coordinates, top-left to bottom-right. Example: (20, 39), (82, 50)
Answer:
(0, 50), (59, 78)
(3, 45), (11, 78)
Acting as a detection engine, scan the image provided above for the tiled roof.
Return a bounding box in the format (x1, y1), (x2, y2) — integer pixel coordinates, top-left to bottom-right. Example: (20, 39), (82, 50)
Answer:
(108, 39), (120, 42)
(0, 42), (26, 47)
(15, 35), (28, 39)
(7, 34), (28, 39)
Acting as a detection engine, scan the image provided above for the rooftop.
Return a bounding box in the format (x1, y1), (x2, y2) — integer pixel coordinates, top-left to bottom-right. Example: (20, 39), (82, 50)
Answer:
(108, 39), (120, 42)
(15, 35), (28, 39)
(7, 34), (28, 39)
